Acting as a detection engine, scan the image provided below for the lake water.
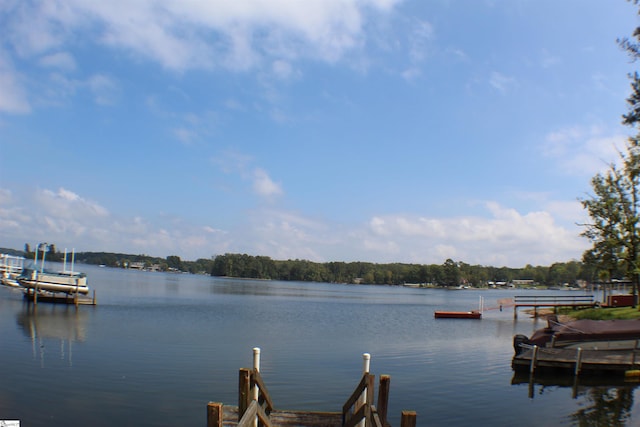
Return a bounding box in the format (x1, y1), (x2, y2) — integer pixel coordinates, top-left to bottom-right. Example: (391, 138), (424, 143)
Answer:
(1, 263), (638, 426)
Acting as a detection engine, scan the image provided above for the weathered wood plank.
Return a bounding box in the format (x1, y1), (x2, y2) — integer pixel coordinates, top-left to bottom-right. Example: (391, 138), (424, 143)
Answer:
(513, 347), (640, 372)
(207, 402), (224, 427)
(377, 375), (390, 425)
(222, 405), (341, 427)
(400, 411), (417, 427)
(253, 369), (275, 413)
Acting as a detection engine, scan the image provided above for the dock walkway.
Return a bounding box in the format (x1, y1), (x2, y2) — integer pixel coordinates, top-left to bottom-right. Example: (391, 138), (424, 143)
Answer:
(208, 348), (416, 427)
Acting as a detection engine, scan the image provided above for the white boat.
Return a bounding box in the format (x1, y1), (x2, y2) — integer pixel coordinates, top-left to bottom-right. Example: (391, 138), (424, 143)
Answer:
(0, 253), (25, 287)
(17, 245), (89, 295)
(18, 268), (90, 294)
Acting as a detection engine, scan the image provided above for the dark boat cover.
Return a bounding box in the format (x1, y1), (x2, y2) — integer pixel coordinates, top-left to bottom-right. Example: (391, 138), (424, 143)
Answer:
(529, 319), (640, 347)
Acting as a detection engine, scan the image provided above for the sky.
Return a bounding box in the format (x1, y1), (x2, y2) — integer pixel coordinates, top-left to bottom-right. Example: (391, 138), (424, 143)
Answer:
(0, 0), (638, 268)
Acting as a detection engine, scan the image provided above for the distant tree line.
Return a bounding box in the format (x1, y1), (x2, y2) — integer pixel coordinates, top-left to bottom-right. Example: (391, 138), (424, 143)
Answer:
(210, 253), (596, 287)
(5, 245), (604, 287)
(16, 244), (214, 275)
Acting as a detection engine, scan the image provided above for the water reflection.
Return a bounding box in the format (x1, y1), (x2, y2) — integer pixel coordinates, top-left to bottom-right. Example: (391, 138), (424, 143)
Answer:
(512, 372), (637, 426)
(15, 304), (88, 367)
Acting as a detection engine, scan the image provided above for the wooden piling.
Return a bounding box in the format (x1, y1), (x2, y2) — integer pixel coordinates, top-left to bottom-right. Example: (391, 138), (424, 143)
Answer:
(574, 348), (583, 377)
(207, 402), (223, 427)
(239, 368), (251, 418)
(377, 375), (390, 424)
(400, 411), (417, 427)
(530, 345), (538, 375)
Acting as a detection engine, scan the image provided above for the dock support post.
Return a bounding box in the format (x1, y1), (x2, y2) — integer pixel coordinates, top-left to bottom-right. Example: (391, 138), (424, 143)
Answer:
(574, 348), (583, 377)
(356, 353), (371, 427)
(530, 345), (538, 375)
(377, 375), (390, 424)
(252, 347), (260, 427)
(514, 306), (517, 319)
(207, 402), (223, 427)
(92, 290), (96, 305)
(400, 410), (417, 427)
(238, 368), (251, 420)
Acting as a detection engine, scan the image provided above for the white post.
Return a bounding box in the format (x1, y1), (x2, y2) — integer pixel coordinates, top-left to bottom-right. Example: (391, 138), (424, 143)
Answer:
(362, 352), (370, 374)
(40, 243), (48, 273)
(63, 248), (68, 272)
(252, 347), (261, 427)
(358, 353), (371, 427)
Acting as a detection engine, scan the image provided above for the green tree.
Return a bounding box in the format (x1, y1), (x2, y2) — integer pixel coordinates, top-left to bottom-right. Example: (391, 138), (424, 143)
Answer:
(166, 255), (183, 271)
(580, 169), (625, 283)
(580, 4), (640, 305)
(442, 259), (460, 286)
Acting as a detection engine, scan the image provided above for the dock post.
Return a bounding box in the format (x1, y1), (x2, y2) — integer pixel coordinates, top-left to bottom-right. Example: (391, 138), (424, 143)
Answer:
(238, 368), (251, 419)
(514, 306), (517, 319)
(400, 410), (417, 427)
(377, 375), (390, 424)
(93, 290), (96, 305)
(530, 345), (538, 375)
(574, 348), (583, 377)
(252, 347), (260, 427)
(357, 353), (371, 427)
(207, 402), (223, 427)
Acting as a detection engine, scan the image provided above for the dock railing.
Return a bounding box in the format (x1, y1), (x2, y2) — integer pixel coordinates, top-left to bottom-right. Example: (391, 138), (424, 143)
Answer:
(513, 294), (595, 318)
(207, 349), (416, 427)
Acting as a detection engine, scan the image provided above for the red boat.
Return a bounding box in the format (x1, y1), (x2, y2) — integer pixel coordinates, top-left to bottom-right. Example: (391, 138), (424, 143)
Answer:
(434, 310), (482, 319)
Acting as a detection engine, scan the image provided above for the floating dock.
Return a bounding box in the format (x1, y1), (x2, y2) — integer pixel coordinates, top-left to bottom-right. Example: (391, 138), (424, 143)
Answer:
(207, 348), (416, 427)
(434, 310), (481, 319)
(435, 296), (483, 319)
(512, 345), (640, 375)
(23, 288), (97, 306)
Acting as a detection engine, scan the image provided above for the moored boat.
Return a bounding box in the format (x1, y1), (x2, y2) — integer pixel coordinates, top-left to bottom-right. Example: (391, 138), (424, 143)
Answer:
(514, 315), (640, 354)
(0, 253), (25, 287)
(18, 268), (90, 294)
(16, 244), (89, 295)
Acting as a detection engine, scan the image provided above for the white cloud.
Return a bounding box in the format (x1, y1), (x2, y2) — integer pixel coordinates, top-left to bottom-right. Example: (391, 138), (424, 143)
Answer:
(0, 50), (31, 114)
(489, 71), (516, 94)
(36, 187), (109, 219)
(39, 52), (77, 71)
(87, 74), (119, 106)
(3, 0), (402, 72)
(408, 19), (434, 64)
(360, 202), (587, 266)
(0, 186), (588, 266)
(253, 168), (283, 198)
(542, 124), (626, 176)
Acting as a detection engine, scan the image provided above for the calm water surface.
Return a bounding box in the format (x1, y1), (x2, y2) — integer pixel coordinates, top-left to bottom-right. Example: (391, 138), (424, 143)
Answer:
(1, 264), (638, 426)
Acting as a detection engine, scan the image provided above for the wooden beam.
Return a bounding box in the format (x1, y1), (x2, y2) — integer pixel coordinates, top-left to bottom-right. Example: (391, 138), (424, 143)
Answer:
(239, 368), (251, 419)
(377, 375), (390, 425)
(207, 402), (223, 427)
(400, 410), (417, 427)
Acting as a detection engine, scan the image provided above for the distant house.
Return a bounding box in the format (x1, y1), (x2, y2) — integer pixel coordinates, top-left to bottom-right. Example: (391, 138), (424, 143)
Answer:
(512, 279), (534, 286)
(129, 262), (145, 270)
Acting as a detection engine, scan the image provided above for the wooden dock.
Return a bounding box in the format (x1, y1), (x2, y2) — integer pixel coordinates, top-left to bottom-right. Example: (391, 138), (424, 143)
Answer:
(208, 349), (416, 427)
(23, 288), (97, 306)
(512, 345), (640, 375)
(512, 295), (595, 318)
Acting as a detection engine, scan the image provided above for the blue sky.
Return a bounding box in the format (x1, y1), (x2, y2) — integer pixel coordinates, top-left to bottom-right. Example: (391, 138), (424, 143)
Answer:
(0, 0), (637, 267)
